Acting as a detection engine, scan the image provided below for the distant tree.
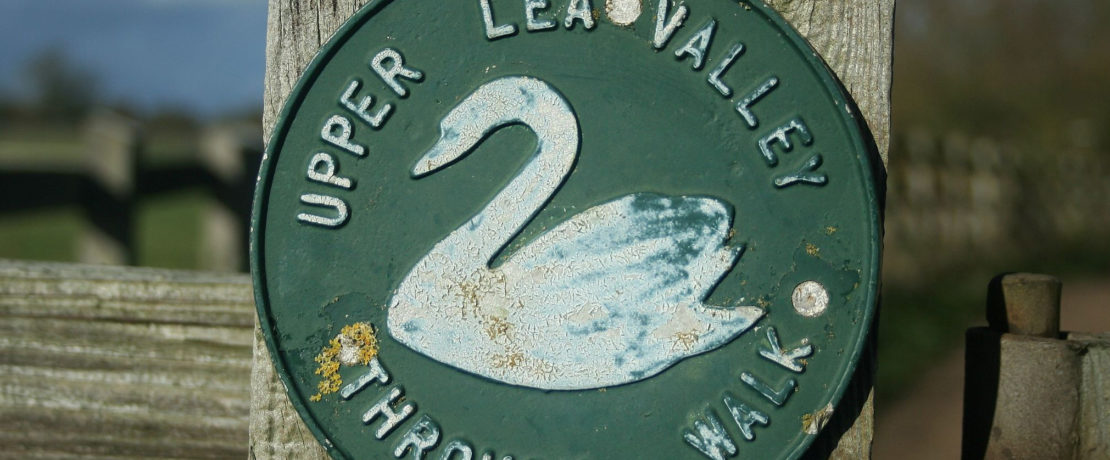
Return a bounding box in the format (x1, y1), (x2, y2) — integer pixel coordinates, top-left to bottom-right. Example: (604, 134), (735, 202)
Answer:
(23, 47), (101, 122)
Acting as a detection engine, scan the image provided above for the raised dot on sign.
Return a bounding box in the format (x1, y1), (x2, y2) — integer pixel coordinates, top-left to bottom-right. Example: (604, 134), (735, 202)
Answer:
(792, 281), (829, 317)
(605, 0), (642, 26)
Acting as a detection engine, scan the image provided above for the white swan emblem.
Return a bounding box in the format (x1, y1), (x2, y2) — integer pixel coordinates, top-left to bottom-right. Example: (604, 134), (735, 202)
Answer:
(387, 76), (763, 390)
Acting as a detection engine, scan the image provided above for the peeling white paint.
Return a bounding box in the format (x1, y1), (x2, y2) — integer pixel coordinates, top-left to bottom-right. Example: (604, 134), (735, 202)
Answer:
(388, 76), (762, 390)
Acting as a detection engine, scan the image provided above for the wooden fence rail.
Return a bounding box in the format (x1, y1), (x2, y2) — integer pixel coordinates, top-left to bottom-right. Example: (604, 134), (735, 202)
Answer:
(0, 259), (255, 458)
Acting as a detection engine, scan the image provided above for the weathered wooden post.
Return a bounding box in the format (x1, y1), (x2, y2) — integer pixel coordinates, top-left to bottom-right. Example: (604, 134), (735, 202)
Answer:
(250, 1), (893, 458)
(79, 111), (138, 265)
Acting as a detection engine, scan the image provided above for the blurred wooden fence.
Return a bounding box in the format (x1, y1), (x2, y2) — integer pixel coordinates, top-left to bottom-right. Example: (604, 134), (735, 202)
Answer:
(0, 112), (262, 271)
(884, 126), (1110, 282)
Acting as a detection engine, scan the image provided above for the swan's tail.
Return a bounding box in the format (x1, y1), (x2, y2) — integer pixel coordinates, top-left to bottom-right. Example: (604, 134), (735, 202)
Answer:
(691, 301), (764, 345)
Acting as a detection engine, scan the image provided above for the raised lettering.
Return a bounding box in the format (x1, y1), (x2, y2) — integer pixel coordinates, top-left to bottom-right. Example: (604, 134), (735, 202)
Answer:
(758, 327), (812, 373)
(440, 440), (475, 460)
(297, 194), (349, 228)
(321, 115), (366, 157)
(363, 386), (416, 439)
(394, 414), (441, 459)
(524, 0), (557, 31)
(723, 393), (769, 441)
(735, 76), (779, 129)
(307, 152), (354, 190)
(674, 19), (716, 70)
(563, 0), (595, 30)
(774, 153), (827, 188)
(479, 0), (518, 40)
(757, 116), (812, 167)
(340, 79), (393, 128)
(740, 371), (796, 406)
(652, 0), (688, 49)
(683, 409), (737, 460)
(371, 48), (425, 98)
(707, 42), (744, 97)
(340, 358), (391, 399)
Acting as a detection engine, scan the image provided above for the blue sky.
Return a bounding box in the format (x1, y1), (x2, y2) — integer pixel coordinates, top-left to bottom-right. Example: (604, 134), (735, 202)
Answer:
(0, 0), (267, 118)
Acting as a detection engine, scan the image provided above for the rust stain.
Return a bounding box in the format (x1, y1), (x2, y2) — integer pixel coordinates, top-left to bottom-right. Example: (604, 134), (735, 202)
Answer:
(483, 315), (512, 341)
(492, 352), (526, 369)
(673, 331), (700, 351)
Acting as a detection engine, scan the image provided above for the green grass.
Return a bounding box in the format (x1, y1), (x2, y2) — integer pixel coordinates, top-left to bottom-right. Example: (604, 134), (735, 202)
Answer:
(134, 189), (209, 269)
(0, 206), (84, 262)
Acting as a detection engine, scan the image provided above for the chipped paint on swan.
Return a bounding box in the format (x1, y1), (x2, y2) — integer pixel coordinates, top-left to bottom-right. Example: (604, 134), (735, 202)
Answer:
(387, 76), (763, 390)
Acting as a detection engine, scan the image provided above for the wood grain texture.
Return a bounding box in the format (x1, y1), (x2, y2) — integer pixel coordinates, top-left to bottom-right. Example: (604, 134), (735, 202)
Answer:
(766, 0), (895, 165)
(253, 1), (893, 458)
(0, 260), (254, 459)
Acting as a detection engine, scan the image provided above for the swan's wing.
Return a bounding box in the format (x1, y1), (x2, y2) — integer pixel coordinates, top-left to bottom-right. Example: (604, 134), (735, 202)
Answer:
(501, 193), (741, 307)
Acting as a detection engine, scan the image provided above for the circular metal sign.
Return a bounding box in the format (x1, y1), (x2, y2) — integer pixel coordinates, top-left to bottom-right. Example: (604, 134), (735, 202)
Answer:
(252, 0), (881, 458)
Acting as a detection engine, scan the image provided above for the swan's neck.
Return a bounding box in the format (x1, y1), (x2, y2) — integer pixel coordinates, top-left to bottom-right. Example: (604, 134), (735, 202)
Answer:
(433, 78), (579, 265)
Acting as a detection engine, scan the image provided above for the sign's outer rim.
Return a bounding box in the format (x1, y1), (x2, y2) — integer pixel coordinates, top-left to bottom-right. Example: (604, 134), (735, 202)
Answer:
(249, 1), (883, 458)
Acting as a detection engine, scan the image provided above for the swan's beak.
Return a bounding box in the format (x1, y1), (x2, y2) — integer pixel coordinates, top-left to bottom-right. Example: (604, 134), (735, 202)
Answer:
(411, 128), (465, 178)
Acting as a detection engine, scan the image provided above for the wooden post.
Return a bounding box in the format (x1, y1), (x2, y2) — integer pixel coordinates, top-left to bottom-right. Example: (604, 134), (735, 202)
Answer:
(250, 1), (894, 458)
(79, 111), (138, 265)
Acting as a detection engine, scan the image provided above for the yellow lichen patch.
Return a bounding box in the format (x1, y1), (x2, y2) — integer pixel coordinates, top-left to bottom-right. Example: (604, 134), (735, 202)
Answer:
(824, 226), (838, 235)
(801, 413), (814, 432)
(805, 243), (820, 256)
(310, 322), (379, 402)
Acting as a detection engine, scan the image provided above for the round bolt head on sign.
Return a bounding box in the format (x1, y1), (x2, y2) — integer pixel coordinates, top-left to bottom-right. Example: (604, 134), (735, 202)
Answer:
(251, 1), (882, 458)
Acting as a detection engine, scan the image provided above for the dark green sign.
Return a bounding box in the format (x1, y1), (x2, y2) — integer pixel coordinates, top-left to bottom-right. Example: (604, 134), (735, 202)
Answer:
(252, 0), (881, 458)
